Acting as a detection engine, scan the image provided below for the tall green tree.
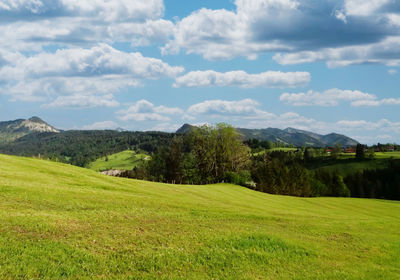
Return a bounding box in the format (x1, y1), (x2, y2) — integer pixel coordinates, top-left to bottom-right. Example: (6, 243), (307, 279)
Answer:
(356, 144), (365, 160)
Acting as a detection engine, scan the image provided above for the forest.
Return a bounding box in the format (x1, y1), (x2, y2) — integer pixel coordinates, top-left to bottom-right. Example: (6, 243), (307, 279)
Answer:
(0, 130), (174, 167)
(121, 124), (400, 200)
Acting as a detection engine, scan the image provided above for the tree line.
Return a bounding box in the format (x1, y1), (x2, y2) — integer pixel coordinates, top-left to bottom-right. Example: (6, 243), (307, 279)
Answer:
(0, 130), (174, 167)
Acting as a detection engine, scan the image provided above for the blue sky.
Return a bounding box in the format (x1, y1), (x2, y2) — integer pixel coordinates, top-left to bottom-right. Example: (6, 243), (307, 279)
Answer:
(0, 0), (399, 144)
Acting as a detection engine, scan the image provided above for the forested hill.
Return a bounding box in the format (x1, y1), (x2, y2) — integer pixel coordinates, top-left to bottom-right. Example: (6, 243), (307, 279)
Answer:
(0, 117), (357, 166)
(0, 117), (59, 144)
(0, 130), (174, 167)
(177, 124), (358, 147)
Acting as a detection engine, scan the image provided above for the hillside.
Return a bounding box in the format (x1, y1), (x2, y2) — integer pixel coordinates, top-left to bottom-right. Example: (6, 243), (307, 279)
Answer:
(0, 154), (399, 279)
(87, 150), (149, 171)
(177, 124), (358, 147)
(0, 130), (173, 166)
(0, 117), (59, 144)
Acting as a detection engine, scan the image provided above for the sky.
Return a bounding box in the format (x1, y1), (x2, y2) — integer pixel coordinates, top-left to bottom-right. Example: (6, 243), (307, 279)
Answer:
(0, 0), (399, 144)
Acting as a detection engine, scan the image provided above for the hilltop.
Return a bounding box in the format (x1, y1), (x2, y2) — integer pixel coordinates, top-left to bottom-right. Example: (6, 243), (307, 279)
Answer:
(0, 154), (399, 279)
(177, 124), (358, 147)
(0, 117), (59, 143)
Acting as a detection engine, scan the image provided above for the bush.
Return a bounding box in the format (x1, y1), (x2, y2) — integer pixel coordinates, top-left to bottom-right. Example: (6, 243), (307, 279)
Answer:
(310, 177), (329, 197)
(225, 170), (254, 188)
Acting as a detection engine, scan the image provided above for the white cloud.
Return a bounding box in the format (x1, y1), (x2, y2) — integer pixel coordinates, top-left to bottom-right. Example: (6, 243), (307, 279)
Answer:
(163, 0), (400, 66)
(0, 0), (165, 20)
(281, 88), (400, 107)
(1, 44), (183, 80)
(280, 89), (377, 107)
(43, 93), (120, 109)
(274, 37), (400, 67)
(185, 98), (328, 133)
(0, 44), (184, 107)
(187, 99), (269, 117)
(117, 99), (184, 121)
(351, 98), (400, 107)
(150, 122), (181, 132)
(0, 0), (172, 50)
(343, 0), (391, 17)
(336, 119), (400, 134)
(174, 70), (310, 88)
(82, 121), (119, 130)
(388, 69), (398, 75)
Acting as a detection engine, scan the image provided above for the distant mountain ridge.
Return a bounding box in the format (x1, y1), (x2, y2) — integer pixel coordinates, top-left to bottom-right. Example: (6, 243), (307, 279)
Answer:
(0, 117), (358, 148)
(176, 124), (358, 147)
(0, 117), (59, 143)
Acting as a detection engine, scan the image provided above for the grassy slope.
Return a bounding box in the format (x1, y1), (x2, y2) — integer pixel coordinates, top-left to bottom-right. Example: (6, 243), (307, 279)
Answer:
(87, 150), (148, 171)
(0, 154), (399, 279)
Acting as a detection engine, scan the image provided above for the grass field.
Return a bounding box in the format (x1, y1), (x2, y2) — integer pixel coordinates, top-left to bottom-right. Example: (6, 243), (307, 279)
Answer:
(0, 154), (399, 279)
(374, 151), (400, 159)
(308, 152), (400, 176)
(87, 150), (148, 171)
(253, 147), (298, 155)
(309, 158), (392, 176)
(269, 147), (298, 152)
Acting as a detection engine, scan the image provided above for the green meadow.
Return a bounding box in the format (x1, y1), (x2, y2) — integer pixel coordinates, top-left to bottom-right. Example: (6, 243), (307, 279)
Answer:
(0, 154), (399, 279)
(87, 150), (148, 171)
(308, 151), (400, 176)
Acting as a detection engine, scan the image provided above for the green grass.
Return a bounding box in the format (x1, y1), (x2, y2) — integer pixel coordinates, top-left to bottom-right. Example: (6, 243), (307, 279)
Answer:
(309, 152), (400, 176)
(269, 147), (298, 152)
(374, 151), (400, 159)
(0, 154), (399, 279)
(309, 158), (391, 176)
(253, 147), (298, 156)
(87, 150), (149, 171)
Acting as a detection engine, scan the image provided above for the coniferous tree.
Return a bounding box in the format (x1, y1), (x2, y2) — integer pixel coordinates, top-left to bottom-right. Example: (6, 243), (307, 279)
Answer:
(356, 144), (366, 160)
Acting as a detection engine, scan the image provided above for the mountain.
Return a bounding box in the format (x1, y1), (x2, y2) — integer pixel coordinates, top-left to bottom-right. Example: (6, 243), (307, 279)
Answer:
(0, 117), (59, 143)
(176, 123), (197, 134)
(176, 124), (358, 147)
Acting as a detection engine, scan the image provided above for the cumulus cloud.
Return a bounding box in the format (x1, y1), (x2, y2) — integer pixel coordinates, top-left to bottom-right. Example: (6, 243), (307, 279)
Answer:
(1, 44), (183, 80)
(0, 0), (165, 21)
(0, 44), (184, 107)
(342, 0), (393, 17)
(388, 69), (398, 75)
(174, 70), (310, 88)
(117, 99), (184, 121)
(351, 98), (400, 107)
(336, 119), (400, 134)
(163, 0), (400, 66)
(273, 37), (400, 67)
(280, 88), (400, 107)
(185, 98), (327, 133)
(43, 93), (120, 109)
(187, 99), (271, 117)
(280, 89), (377, 107)
(0, 0), (172, 50)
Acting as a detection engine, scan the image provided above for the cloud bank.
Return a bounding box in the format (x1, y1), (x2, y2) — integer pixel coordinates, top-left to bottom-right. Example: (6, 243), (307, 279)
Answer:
(163, 0), (400, 66)
(174, 70), (310, 88)
(0, 44), (184, 107)
(280, 89), (400, 107)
